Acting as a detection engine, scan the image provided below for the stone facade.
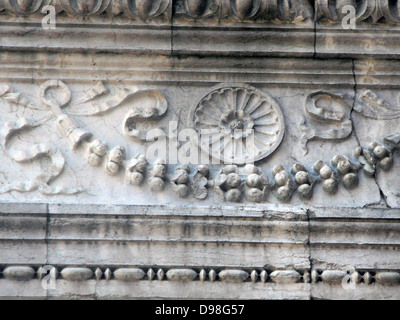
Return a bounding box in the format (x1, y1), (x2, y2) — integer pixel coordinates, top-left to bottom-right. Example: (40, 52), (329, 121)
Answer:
(0, 0), (399, 300)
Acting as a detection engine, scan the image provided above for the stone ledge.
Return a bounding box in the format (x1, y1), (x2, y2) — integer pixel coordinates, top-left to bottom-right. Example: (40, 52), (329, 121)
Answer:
(0, 205), (398, 270)
(2, 20), (400, 58)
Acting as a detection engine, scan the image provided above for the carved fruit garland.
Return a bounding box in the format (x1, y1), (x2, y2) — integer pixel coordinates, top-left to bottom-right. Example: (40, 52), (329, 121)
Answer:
(0, 80), (399, 202)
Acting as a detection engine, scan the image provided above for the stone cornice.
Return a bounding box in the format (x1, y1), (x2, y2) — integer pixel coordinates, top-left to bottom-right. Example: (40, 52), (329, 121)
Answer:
(2, 3), (400, 58)
(1, 204), (399, 299)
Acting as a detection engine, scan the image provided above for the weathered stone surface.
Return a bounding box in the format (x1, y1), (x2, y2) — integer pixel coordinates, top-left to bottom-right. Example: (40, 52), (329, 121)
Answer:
(113, 268), (146, 281)
(2, 267), (35, 281)
(218, 270), (249, 283)
(320, 271), (348, 285)
(166, 269), (198, 282)
(60, 268), (93, 281)
(269, 271), (302, 284)
(375, 272), (400, 286)
(0, 0), (399, 300)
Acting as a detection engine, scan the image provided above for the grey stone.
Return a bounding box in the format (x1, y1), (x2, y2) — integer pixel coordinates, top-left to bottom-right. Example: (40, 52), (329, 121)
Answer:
(269, 271), (302, 284)
(0, 0), (399, 300)
(2, 267), (36, 281)
(60, 268), (93, 281)
(166, 269), (198, 282)
(218, 270), (249, 283)
(113, 268), (146, 281)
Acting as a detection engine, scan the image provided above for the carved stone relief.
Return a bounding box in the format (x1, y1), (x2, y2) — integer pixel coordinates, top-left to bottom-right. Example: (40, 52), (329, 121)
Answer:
(316, 0), (400, 23)
(300, 90), (400, 155)
(190, 84), (285, 165)
(1, 0), (400, 24)
(0, 80), (399, 205)
(300, 92), (353, 155)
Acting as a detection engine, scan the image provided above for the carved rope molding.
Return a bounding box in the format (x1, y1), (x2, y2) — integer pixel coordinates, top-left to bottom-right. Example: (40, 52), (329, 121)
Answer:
(1, 265), (400, 286)
(0, 0), (399, 23)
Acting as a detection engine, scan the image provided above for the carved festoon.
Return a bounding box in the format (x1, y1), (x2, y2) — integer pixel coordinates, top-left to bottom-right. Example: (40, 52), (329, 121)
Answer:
(0, 80), (398, 203)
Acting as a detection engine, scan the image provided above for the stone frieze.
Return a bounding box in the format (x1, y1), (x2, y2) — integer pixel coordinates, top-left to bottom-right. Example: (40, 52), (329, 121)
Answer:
(0, 79), (399, 206)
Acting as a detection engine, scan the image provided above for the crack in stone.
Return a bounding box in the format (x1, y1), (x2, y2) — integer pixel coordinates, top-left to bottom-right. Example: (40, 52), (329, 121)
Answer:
(313, 6), (317, 58)
(350, 59), (361, 148)
(350, 60), (390, 208)
(374, 172), (390, 208)
(45, 203), (50, 300)
(306, 207), (312, 301)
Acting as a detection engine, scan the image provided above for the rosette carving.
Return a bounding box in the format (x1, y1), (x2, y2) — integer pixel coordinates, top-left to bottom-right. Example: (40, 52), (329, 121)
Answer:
(190, 84), (285, 165)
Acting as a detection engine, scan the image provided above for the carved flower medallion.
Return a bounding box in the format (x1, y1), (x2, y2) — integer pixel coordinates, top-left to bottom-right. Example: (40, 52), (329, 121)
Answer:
(190, 84), (285, 164)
